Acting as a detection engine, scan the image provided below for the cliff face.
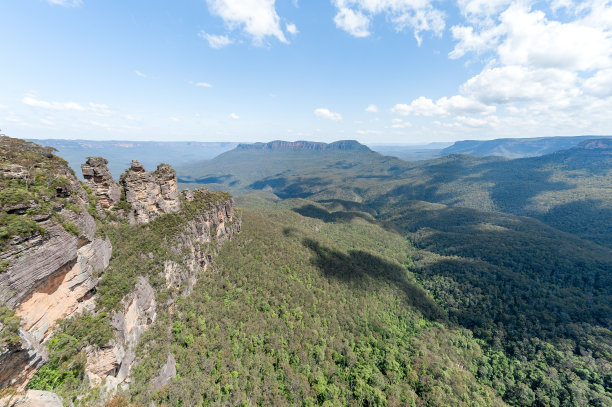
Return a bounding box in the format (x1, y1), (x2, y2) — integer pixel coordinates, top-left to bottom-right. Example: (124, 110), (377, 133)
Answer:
(0, 138), (240, 401)
(85, 189), (240, 392)
(0, 138), (112, 389)
(120, 160), (181, 224)
(81, 156), (121, 210)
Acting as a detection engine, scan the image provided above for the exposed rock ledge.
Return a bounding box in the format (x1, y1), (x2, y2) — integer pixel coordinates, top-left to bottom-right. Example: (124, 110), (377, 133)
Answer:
(85, 191), (240, 394)
(0, 161), (112, 390)
(1, 142), (240, 402)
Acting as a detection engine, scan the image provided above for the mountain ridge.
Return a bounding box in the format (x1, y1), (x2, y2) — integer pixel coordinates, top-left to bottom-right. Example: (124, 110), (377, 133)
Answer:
(236, 139), (371, 151)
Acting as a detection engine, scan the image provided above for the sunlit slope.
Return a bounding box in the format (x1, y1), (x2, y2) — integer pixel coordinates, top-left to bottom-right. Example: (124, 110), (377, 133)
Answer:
(128, 206), (506, 406)
(181, 139), (612, 247)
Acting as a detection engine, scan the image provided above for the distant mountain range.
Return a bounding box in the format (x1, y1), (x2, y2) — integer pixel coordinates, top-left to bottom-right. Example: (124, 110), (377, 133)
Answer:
(440, 135), (612, 158)
(27, 136), (612, 179)
(236, 140), (371, 151)
(27, 139), (238, 179)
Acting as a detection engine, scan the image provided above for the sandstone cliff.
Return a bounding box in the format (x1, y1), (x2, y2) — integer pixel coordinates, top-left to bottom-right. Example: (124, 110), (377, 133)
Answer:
(1, 137), (240, 403)
(84, 188), (240, 394)
(120, 160), (181, 224)
(81, 156), (121, 210)
(0, 137), (112, 389)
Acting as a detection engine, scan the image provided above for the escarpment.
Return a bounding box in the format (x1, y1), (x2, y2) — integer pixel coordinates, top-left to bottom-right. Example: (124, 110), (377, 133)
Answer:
(0, 137), (112, 389)
(0, 137), (240, 403)
(84, 188), (240, 393)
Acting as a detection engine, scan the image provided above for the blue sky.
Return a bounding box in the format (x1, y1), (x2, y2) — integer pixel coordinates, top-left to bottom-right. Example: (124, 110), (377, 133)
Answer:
(1, 0), (611, 143)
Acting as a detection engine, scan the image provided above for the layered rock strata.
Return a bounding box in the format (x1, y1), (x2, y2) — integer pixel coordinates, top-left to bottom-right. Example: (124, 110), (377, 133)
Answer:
(1, 140), (240, 402)
(120, 161), (181, 224)
(81, 157), (121, 210)
(0, 157), (112, 389)
(86, 190), (240, 392)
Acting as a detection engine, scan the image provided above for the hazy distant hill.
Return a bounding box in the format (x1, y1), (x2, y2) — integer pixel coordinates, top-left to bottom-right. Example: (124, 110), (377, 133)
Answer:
(177, 139), (391, 194)
(28, 139), (237, 178)
(179, 138), (612, 248)
(441, 135), (612, 158)
(368, 142), (451, 161)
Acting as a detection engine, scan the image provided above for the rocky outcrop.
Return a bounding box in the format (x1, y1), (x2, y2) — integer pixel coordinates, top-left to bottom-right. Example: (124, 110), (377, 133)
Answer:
(1, 138), (240, 400)
(151, 353), (176, 391)
(0, 164), (112, 389)
(86, 277), (156, 391)
(164, 190), (240, 295)
(1, 390), (63, 407)
(119, 161), (181, 224)
(0, 330), (47, 391)
(86, 189), (240, 394)
(81, 157), (121, 209)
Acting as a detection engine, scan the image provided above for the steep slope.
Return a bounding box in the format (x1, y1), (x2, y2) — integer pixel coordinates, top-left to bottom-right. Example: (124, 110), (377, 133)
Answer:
(279, 198), (612, 406)
(1, 138), (241, 406)
(0, 137), (112, 390)
(125, 204), (506, 406)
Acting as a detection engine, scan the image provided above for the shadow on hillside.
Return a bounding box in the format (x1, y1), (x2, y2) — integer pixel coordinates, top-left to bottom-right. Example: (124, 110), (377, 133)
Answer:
(177, 174), (233, 184)
(538, 199), (612, 248)
(366, 182), (452, 211)
(293, 204), (376, 225)
(250, 176), (333, 199)
(302, 238), (445, 322)
(317, 199), (377, 215)
(480, 160), (574, 213)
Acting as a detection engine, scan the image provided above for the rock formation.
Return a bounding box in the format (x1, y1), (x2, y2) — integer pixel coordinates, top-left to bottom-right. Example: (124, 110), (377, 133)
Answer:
(1, 138), (240, 402)
(1, 390), (63, 407)
(85, 189), (240, 392)
(0, 140), (112, 389)
(81, 157), (121, 209)
(86, 277), (156, 390)
(119, 160), (181, 224)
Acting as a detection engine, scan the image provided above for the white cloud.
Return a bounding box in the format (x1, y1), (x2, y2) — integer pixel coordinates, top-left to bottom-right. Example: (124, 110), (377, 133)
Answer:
(356, 129), (382, 135)
(46, 0), (82, 7)
(365, 104), (379, 113)
(314, 108), (342, 121)
(390, 118), (412, 128)
(334, 7), (371, 37)
(392, 94), (495, 118)
(169, 117), (180, 123)
(437, 95), (496, 114)
(199, 31), (233, 48)
(331, 0), (445, 44)
(135, 70), (147, 78)
(496, 5), (612, 71)
(583, 69), (612, 97)
(457, 0), (512, 19)
(454, 115), (499, 128)
(22, 94), (117, 117)
(23, 94), (85, 111)
(461, 65), (578, 105)
(286, 23), (298, 35)
(229, 113), (240, 120)
(419, 0), (612, 138)
(195, 82), (213, 88)
(451, 3), (612, 71)
(205, 0), (288, 44)
(88, 102), (113, 116)
(392, 97), (444, 116)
